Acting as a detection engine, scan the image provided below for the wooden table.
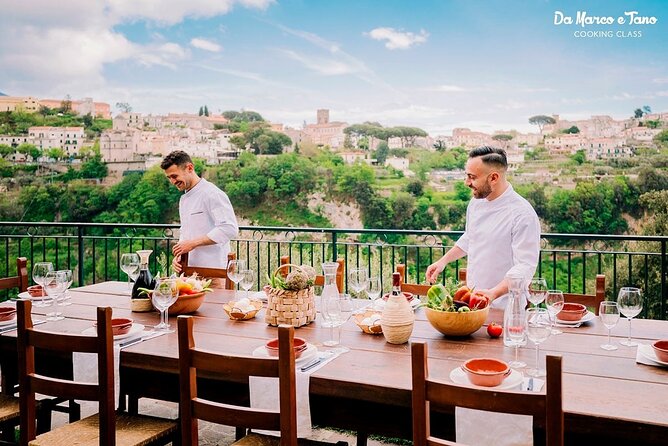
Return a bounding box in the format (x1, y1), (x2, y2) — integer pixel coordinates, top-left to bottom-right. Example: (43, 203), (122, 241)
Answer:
(2, 281), (668, 445)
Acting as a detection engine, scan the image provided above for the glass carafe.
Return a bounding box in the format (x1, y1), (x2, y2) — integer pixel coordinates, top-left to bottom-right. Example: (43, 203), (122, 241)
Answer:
(320, 262), (340, 329)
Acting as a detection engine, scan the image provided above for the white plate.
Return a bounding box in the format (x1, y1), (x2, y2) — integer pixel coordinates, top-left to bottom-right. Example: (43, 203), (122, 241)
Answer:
(449, 367), (524, 390)
(18, 291), (48, 301)
(556, 310), (595, 326)
(0, 317), (17, 327)
(252, 343), (318, 366)
(638, 344), (668, 367)
(81, 323), (145, 341)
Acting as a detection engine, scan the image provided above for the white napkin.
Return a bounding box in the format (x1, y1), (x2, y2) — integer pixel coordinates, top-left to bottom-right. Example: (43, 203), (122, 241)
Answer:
(249, 348), (340, 438)
(636, 343), (666, 367)
(455, 377), (545, 446)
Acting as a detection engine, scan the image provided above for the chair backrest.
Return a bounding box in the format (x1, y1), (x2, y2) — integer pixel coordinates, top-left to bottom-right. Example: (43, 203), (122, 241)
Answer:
(0, 257), (29, 293)
(17, 300), (115, 446)
(180, 252), (236, 290)
(279, 256), (345, 293)
(411, 341), (563, 446)
(395, 264), (431, 296)
(177, 316), (297, 446)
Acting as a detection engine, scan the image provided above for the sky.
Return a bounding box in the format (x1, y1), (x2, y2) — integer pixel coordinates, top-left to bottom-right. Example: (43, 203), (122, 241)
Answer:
(1, 0), (667, 135)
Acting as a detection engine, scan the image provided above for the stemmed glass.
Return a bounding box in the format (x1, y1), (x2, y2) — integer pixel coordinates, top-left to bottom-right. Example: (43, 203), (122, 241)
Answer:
(58, 269), (73, 306)
(527, 278), (548, 308)
(322, 293), (353, 352)
(152, 278), (178, 332)
(227, 259), (246, 294)
(366, 276), (382, 310)
(506, 308), (527, 369)
(545, 290), (565, 335)
(618, 287), (642, 347)
(348, 268), (369, 298)
(44, 270), (67, 321)
(525, 307), (552, 377)
(120, 253), (140, 292)
(32, 262), (53, 308)
(599, 301), (620, 351)
(240, 270), (255, 300)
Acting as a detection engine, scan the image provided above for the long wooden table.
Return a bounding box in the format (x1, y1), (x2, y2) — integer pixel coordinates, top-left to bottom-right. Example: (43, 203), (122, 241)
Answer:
(2, 281), (668, 445)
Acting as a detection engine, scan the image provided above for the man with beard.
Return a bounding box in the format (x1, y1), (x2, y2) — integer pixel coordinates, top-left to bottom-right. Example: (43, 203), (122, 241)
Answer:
(161, 151), (238, 285)
(425, 146), (541, 309)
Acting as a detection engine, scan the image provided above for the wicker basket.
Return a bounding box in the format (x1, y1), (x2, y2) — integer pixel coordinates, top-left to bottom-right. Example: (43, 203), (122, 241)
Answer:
(265, 264), (316, 327)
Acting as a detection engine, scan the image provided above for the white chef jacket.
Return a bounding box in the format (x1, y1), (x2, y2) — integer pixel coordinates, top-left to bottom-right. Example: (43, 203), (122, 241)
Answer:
(455, 184), (541, 309)
(178, 178), (239, 268)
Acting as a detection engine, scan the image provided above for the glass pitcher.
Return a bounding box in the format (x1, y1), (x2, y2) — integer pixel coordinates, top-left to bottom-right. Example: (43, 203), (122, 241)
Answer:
(320, 262), (340, 329)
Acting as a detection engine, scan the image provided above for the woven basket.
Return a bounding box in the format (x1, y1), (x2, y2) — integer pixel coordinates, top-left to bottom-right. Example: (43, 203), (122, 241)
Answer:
(265, 264), (316, 327)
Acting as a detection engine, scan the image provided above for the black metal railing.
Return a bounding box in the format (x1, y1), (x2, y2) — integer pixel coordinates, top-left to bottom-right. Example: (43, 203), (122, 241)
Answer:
(1, 222), (666, 319)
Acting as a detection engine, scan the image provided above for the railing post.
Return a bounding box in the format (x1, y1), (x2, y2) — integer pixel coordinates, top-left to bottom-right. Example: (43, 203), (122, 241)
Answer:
(77, 225), (85, 286)
(331, 231), (338, 262)
(662, 240), (666, 320)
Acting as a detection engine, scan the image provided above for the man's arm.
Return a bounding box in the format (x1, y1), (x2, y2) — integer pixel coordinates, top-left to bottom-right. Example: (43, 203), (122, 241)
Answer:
(425, 245), (467, 284)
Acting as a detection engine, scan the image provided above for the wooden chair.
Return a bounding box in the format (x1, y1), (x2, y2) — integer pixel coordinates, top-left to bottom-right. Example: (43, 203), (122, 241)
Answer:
(180, 251), (236, 290)
(459, 269), (606, 314)
(279, 256), (345, 293)
(0, 257), (28, 295)
(177, 316), (347, 446)
(411, 341), (563, 446)
(16, 300), (177, 446)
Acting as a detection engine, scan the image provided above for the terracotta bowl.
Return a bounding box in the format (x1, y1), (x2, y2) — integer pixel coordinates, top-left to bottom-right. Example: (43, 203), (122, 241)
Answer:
(382, 291), (414, 302)
(265, 337), (307, 358)
(556, 302), (587, 322)
(353, 310), (383, 335)
(27, 285), (44, 297)
(424, 306), (489, 337)
(0, 306), (17, 322)
(223, 299), (263, 320)
(652, 340), (668, 362)
(462, 358), (511, 387)
(168, 291), (206, 315)
(95, 317), (133, 336)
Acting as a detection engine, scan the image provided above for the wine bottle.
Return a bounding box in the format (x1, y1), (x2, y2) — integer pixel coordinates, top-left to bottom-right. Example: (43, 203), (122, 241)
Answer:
(381, 272), (414, 344)
(131, 250), (156, 311)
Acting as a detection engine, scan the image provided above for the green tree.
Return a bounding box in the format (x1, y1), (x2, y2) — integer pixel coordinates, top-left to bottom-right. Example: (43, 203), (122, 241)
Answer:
(405, 178), (424, 197)
(653, 130), (668, 146)
(562, 126), (580, 134)
(633, 108), (644, 118)
(79, 155), (108, 179)
(374, 141), (389, 164)
(571, 149), (586, 165)
(528, 115), (556, 133)
(204, 105), (209, 117)
(115, 102), (132, 113)
(198, 106), (204, 116)
(492, 134), (513, 142)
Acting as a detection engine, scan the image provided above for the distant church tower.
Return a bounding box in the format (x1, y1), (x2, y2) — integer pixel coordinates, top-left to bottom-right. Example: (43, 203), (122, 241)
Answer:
(317, 109), (329, 125)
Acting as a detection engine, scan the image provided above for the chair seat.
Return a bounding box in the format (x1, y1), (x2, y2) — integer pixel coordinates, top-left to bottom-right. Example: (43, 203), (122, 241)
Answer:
(232, 432), (348, 446)
(0, 395), (20, 424)
(29, 412), (177, 446)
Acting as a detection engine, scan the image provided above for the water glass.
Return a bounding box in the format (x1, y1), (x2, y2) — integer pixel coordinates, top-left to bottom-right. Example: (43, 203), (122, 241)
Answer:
(152, 278), (178, 332)
(240, 269), (255, 300)
(322, 294), (353, 351)
(618, 287), (642, 347)
(32, 262), (53, 308)
(366, 276), (382, 310)
(59, 269), (73, 306)
(120, 253), (140, 292)
(599, 301), (620, 351)
(227, 259), (247, 293)
(525, 308), (552, 377)
(545, 290), (565, 335)
(44, 270), (67, 321)
(506, 317), (527, 369)
(348, 268), (368, 298)
(528, 278), (548, 307)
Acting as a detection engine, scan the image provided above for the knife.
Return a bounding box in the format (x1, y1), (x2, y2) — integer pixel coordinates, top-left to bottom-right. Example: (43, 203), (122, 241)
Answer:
(0, 319), (46, 334)
(118, 330), (165, 349)
(300, 358), (323, 372)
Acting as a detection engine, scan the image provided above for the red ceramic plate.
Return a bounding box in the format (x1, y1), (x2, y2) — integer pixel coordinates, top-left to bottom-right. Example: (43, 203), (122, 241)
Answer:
(0, 306), (16, 322)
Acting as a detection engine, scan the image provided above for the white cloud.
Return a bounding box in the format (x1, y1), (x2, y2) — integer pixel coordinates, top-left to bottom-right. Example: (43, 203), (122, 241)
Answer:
(365, 27), (429, 50)
(278, 49), (358, 76)
(190, 38), (223, 52)
(652, 77), (668, 84)
(432, 85), (468, 92)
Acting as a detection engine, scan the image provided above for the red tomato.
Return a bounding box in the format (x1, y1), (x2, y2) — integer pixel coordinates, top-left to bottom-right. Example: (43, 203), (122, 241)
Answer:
(487, 322), (502, 338)
(469, 292), (489, 310)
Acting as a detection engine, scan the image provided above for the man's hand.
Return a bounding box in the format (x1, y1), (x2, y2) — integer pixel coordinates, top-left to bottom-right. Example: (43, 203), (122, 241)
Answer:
(425, 259), (445, 284)
(172, 255), (182, 274)
(172, 240), (197, 257)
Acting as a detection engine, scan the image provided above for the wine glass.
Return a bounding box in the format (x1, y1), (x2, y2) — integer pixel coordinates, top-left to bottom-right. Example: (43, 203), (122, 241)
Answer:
(618, 287), (642, 347)
(226, 259), (246, 294)
(545, 290), (565, 335)
(152, 278), (178, 332)
(528, 278), (548, 308)
(240, 269), (255, 300)
(120, 253), (140, 292)
(348, 268), (368, 298)
(44, 270), (67, 321)
(506, 308), (527, 369)
(599, 301), (620, 351)
(525, 308), (552, 377)
(366, 276), (382, 310)
(322, 294), (353, 352)
(58, 269), (73, 306)
(32, 262), (53, 308)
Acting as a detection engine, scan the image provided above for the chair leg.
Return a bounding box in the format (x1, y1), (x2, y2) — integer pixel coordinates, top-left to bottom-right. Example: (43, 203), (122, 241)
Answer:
(356, 432), (368, 446)
(235, 427), (246, 440)
(68, 400), (81, 423)
(36, 405), (52, 434)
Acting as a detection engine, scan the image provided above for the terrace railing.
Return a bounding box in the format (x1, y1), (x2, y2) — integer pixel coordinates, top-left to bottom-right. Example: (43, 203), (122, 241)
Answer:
(1, 222), (666, 319)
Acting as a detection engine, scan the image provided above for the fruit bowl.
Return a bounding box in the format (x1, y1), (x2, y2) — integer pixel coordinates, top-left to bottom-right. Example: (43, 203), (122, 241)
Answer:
(94, 317), (133, 336)
(168, 292), (206, 315)
(0, 306), (17, 322)
(556, 302), (587, 322)
(265, 337), (307, 358)
(223, 299), (263, 320)
(424, 306), (489, 337)
(353, 310), (383, 335)
(462, 358), (511, 387)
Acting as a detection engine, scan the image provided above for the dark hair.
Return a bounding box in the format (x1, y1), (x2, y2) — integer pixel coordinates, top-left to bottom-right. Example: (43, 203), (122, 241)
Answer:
(469, 146), (507, 170)
(160, 150), (192, 170)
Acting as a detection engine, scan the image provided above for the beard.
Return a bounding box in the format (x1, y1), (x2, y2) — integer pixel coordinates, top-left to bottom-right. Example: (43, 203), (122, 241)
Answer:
(471, 179), (492, 199)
